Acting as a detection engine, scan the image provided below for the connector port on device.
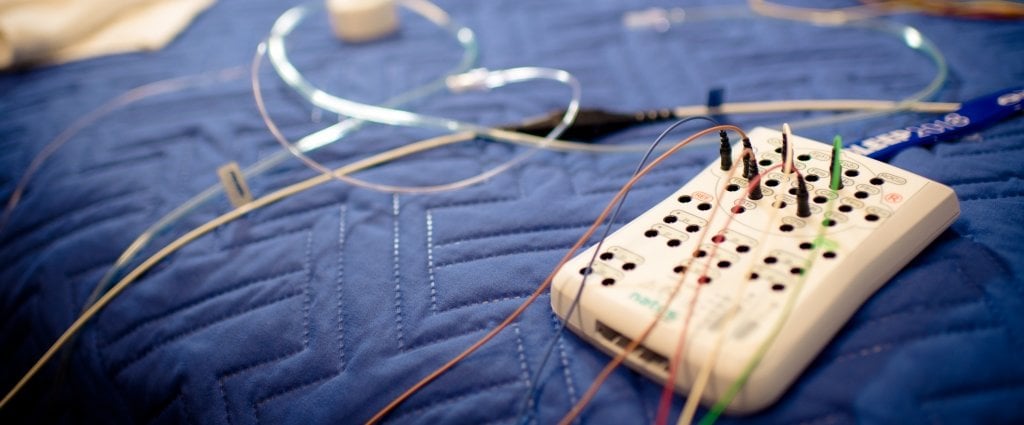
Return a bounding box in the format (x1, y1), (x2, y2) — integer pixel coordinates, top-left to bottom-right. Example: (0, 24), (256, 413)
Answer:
(595, 321), (669, 371)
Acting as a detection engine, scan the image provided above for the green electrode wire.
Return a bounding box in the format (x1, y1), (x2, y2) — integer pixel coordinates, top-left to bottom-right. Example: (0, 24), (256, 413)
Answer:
(699, 136), (844, 425)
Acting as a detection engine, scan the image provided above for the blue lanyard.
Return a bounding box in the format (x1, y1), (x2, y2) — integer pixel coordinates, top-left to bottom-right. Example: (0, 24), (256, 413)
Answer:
(846, 87), (1024, 160)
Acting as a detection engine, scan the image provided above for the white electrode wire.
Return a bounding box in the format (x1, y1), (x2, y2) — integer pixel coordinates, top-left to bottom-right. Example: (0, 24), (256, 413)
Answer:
(0, 129), (485, 412)
(7, 2), (957, 251)
(696, 189), (841, 425)
(672, 99), (958, 117)
(676, 164), (787, 425)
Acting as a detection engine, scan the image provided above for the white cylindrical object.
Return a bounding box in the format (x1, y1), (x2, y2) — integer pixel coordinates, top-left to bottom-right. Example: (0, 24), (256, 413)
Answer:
(326, 0), (398, 43)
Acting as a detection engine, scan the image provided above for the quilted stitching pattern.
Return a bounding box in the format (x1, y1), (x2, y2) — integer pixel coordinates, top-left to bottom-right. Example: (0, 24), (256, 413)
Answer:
(2, 0), (1024, 423)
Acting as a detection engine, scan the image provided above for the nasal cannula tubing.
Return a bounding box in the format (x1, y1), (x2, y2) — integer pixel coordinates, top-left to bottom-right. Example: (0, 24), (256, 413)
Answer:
(256, 46), (582, 193)
(260, 0), (600, 183)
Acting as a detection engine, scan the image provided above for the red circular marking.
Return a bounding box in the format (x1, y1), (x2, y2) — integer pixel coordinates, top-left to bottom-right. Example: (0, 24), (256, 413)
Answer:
(883, 193), (903, 204)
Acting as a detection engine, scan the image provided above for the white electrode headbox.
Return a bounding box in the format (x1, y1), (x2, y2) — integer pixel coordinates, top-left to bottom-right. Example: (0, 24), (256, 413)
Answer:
(551, 127), (959, 413)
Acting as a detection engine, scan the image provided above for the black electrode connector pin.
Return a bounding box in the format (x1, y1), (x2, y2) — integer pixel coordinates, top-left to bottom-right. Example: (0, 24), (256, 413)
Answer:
(719, 130), (732, 171)
(745, 164), (761, 201)
(744, 141), (763, 200)
(796, 175), (811, 218)
(748, 179), (764, 201)
(741, 137), (754, 179)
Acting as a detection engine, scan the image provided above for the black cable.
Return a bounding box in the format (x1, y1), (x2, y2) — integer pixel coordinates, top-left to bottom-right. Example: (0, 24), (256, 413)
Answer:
(502, 108), (678, 142)
(742, 138), (764, 200)
(719, 130), (732, 171)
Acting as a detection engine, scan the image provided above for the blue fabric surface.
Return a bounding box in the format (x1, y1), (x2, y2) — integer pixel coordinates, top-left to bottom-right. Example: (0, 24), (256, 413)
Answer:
(2, 0), (1024, 423)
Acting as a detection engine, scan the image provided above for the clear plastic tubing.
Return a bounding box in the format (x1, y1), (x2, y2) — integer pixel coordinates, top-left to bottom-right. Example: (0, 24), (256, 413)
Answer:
(622, 5), (949, 131)
(85, 0), (483, 307)
(261, 0), (587, 187)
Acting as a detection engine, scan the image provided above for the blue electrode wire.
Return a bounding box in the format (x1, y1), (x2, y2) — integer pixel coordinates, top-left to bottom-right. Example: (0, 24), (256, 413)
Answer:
(514, 116), (719, 425)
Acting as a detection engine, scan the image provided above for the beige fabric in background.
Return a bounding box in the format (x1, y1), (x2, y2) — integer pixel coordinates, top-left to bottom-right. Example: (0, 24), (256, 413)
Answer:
(0, 0), (215, 69)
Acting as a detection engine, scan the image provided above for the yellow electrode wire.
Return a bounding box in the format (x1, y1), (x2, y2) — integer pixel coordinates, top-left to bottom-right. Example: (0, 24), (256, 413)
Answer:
(0, 131), (479, 410)
(675, 164), (790, 425)
(695, 139), (847, 425)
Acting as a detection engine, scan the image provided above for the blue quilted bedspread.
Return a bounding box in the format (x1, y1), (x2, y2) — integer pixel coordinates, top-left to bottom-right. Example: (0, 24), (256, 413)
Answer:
(2, 0), (1023, 423)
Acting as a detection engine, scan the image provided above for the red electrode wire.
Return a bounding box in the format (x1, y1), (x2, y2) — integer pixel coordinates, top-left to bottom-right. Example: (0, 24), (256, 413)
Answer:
(654, 162), (787, 425)
(559, 146), (763, 425)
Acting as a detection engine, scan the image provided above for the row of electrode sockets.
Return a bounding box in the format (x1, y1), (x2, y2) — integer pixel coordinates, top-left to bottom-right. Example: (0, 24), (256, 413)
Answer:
(580, 144), (911, 293)
(724, 143), (910, 232)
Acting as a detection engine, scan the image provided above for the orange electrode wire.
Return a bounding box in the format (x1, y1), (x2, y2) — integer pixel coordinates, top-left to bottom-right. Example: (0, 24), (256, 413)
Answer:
(364, 124), (746, 424)
(651, 149), (767, 425)
(559, 146), (756, 425)
(657, 163), (791, 425)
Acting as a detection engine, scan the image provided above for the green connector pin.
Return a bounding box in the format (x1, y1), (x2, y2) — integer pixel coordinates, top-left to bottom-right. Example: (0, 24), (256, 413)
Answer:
(830, 135), (844, 191)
